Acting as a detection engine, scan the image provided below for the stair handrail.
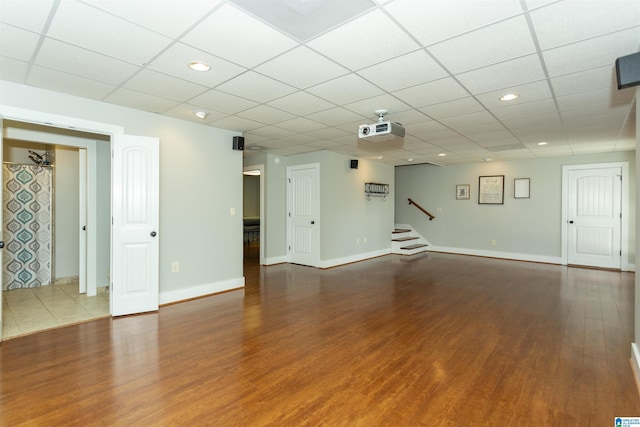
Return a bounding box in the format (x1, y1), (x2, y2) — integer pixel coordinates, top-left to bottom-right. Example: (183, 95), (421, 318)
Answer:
(408, 198), (435, 221)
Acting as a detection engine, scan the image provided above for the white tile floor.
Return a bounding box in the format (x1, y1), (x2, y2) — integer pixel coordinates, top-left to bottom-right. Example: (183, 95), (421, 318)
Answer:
(2, 282), (109, 340)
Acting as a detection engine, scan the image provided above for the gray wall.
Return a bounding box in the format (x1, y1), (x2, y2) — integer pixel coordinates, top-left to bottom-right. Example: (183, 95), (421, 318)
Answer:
(243, 175), (260, 218)
(1, 81), (244, 301)
(396, 151), (635, 264)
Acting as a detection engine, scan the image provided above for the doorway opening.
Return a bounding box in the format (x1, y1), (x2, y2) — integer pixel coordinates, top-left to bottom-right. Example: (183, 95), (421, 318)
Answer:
(243, 164), (264, 273)
(1, 120), (111, 339)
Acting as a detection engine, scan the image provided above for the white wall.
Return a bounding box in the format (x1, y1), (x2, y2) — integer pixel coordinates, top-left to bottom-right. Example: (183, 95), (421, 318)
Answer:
(53, 146), (79, 279)
(395, 151), (635, 265)
(243, 175), (260, 218)
(1, 81), (244, 302)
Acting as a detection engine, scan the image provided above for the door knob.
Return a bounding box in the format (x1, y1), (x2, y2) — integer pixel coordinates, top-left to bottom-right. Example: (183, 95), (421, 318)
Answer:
(150, 231), (157, 237)
(569, 221), (574, 224)
(311, 221), (315, 224)
(0, 241), (4, 249)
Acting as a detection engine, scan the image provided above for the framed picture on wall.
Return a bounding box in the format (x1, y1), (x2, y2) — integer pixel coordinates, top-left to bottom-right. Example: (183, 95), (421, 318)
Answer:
(514, 178), (530, 198)
(478, 175), (504, 204)
(456, 184), (470, 200)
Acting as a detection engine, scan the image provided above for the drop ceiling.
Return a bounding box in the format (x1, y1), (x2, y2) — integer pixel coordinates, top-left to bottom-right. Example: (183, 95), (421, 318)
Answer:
(0, 0), (638, 166)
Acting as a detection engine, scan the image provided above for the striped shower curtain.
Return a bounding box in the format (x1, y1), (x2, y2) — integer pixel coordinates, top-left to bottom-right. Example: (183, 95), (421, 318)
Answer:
(2, 163), (53, 290)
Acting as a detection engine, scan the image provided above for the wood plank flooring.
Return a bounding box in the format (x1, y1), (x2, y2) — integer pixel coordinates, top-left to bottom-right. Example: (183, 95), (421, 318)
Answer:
(1, 252), (638, 426)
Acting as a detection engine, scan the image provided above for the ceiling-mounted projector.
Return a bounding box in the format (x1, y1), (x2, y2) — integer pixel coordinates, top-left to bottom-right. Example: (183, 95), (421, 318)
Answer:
(358, 109), (405, 142)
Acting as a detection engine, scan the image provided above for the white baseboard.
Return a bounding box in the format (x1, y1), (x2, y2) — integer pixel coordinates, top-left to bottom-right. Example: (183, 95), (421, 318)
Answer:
(159, 277), (245, 305)
(264, 255), (287, 265)
(318, 248), (391, 269)
(427, 246), (562, 265)
(631, 343), (640, 398)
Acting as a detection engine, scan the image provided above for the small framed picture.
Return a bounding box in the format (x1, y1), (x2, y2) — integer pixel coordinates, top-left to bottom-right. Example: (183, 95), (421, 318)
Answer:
(514, 178), (530, 199)
(456, 184), (470, 200)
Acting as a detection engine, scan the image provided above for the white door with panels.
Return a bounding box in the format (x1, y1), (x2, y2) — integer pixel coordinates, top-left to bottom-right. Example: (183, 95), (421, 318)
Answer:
(111, 134), (160, 316)
(566, 166), (622, 269)
(287, 163), (320, 267)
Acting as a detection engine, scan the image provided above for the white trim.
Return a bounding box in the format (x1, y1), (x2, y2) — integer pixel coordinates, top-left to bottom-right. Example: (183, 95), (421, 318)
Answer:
(561, 162), (629, 270)
(264, 255), (287, 265)
(318, 248), (391, 268)
(427, 246), (562, 265)
(0, 105), (124, 135)
(159, 277), (245, 305)
(631, 343), (640, 398)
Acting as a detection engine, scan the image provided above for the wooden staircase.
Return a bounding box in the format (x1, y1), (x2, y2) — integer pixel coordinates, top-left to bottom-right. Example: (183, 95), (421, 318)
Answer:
(391, 226), (429, 255)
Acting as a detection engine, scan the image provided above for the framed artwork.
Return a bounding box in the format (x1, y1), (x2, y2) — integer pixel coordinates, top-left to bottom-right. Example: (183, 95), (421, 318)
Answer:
(478, 175), (504, 204)
(456, 184), (470, 200)
(514, 178), (530, 199)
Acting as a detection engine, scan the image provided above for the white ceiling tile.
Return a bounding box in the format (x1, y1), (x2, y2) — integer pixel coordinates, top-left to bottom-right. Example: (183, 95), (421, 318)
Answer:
(208, 115), (265, 132)
(190, 89), (258, 114)
(124, 69), (208, 102)
(163, 104), (228, 124)
(267, 91), (335, 116)
(530, 0), (640, 50)
(249, 126), (295, 138)
(492, 98), (558, 120)
(457, 54), (546, 94)
(429, 16), (536, 74)
(390, 109), (433, 125)
(255, 46), (348, 89)
(236, 105), (297, 125)
(0, 0), (55, 32)
(228, 0), (374, 42)
(105, 87), (179, 113)
(543, 27), (640, 78)
(550, 65), (615, 96)
(357, 50), (448, 91)
(304, 127), (351, 139)
(418, 97), (486, 119)
(216, 71), (297, 103)
(275, 117), (326, 133)
(306, 107), (367, 126)
(307, 9), (419, 70)
(474, 80), (553, 109)
(394, 77), (469, 107)
(181, 3), (298, 68)
(35, 39), (140, 85)
(557, 88), (633, 111)
(0, 56), (28, 82)
(343, 94), (411, 118)
(304, 140), (344, 150)
(439, 111), (497, 128)
(385, 0), (524, 45)
(83, 0), (223, 38)
(0, 24), (41, 61)
(27, 65), (115, 100)
(48, 1), (171, 65)
(147, 43), (246, 88)
(306, 74), (384, 105)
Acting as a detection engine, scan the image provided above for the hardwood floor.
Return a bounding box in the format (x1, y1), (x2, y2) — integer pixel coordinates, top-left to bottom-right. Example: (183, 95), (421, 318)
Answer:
(1, 252), (638, 426)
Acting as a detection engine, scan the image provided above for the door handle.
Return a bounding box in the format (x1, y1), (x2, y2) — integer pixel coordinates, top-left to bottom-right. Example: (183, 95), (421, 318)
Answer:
(569, 221), (574, 224)
(310, 221), (315, 225)
(0, 241), (4, 249)
(150, 231), (157, 237)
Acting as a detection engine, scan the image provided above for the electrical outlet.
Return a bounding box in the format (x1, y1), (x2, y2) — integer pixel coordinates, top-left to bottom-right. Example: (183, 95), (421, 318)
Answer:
(171, 261), (180, 272)
(490, 240), (496, 246)
(363, 237), (367, 243)
(356, 238), (360, 244)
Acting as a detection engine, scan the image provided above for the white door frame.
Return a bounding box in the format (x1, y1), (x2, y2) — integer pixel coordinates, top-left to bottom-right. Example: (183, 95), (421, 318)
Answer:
(3, 125), (100, 296)
(561, 162), (630, 271)
(243, 163), (265, 265)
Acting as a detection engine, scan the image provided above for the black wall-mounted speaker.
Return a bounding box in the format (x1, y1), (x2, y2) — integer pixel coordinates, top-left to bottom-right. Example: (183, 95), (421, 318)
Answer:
(350, 159), (358, 169)
(616, 51), (640, 89)
(233, 136), (244, 151)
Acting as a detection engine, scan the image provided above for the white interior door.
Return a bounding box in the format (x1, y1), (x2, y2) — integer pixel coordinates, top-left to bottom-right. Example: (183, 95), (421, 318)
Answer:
(111, 134), (159, 316)
(0, 117), (3, 342)
(287, 163), (319, 267)
(567, 166), (622, 269)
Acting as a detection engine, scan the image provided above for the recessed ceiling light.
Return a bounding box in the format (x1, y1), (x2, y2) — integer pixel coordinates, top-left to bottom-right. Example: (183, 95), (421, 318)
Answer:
(438, 153), (446, 157)
(243, 170), (261, 176)
(249, 145), (263, 150)
(407, 158), (414, 162)
(499, 93), (519, 101)
(188, 61), (210, 72)
(376, 155), (384, 160)
(194, 111), (208, 119)
(483, 158), (492, 162)
(537, 141), (548, 146)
